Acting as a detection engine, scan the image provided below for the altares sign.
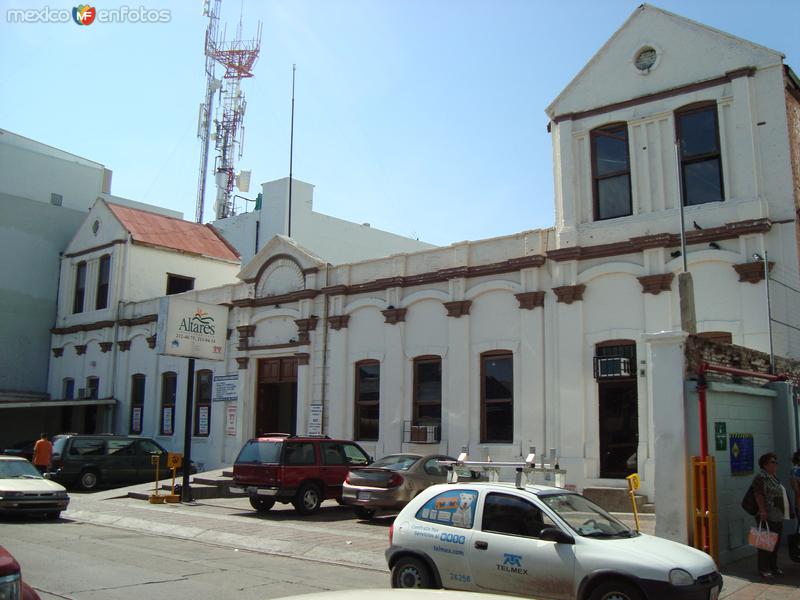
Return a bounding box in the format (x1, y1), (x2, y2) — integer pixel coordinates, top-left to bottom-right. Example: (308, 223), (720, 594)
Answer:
(156, 297), (228, 361)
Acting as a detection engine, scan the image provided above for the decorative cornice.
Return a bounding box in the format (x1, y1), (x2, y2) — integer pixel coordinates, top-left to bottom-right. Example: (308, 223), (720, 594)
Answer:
(443, 300), (472, 318)
(515, 291), (545, 310)
(236, 325), (257, 350)
(552, 284), (586, 304)
(551, 67), (757, 124)
(294, 352), (310, 366)
(547, 218), (772, 263)
(63, 239), (125, 259)
(118, 314), (158, 327)
(246, 341), (304, 351)
(235, 357), (249, 370)
(322, 285), (349, 296)
(99, 342), (113, 353)
(637, 273), (675, 295)
(52, 347), (63, 358)
(146, 335), (157, 349)
(295, 317), (319, 333)
(75, 344), (87, 356)
(50, 320), (115, 335)
(328, 315), (350, 330)
(733, 261), (774, 284)
(118, 340), (131, 352)
(382, 307), (407, 324)
(232, 288), (318, 308)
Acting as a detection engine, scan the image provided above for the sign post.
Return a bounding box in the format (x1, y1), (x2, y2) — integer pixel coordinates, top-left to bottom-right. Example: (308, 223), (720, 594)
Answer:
(156, 297), (228, 503)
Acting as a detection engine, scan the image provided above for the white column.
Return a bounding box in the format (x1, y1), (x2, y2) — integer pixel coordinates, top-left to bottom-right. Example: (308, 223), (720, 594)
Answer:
(381, 321), (405, 455)
(645, 330), (690, 544)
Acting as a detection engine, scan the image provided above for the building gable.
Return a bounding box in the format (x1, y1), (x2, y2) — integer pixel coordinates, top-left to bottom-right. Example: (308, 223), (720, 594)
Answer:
(546, 4), (784, 120)
(63, 198), (128, 258)
(238, 235), (327, 295)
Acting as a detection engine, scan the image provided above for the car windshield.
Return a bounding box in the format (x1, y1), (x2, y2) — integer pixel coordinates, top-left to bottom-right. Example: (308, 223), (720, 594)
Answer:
(370, 454), (419, 471)
(0, 460), (43, 479)
(236, 440), (283, 464)
(539, 493), (635, 538)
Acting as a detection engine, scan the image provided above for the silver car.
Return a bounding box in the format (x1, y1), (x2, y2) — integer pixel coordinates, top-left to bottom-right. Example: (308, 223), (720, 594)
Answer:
(342, 454), (458, 519)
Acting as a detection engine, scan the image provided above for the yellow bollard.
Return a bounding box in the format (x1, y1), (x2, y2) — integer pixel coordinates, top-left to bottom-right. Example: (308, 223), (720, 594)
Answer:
(164, 452), (182, 503)
(626, 473), (641, 532)
(148, 454), (164, 504)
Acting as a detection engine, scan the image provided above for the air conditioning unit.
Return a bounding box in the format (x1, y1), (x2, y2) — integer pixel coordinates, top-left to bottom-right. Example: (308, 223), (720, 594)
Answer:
(410, 425), (439, 443)
(593, 356), (633, 380)
(78, 388), (89, 399)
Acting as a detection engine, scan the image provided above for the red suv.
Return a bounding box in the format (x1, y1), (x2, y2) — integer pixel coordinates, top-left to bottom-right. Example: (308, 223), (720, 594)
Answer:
(230, 434), (371, 515)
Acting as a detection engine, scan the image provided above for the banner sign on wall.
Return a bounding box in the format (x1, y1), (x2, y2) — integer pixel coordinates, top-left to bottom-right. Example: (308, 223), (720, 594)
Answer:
(730, 433), (754, 475)
(213, 374), (238, 402)
(308, 404), (323, 436)
(156, 297), (229, 361)
(225, 404), (237, 436)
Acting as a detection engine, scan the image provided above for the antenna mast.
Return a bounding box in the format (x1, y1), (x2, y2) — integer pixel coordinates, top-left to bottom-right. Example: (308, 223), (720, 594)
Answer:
(196, 0), (261, 223)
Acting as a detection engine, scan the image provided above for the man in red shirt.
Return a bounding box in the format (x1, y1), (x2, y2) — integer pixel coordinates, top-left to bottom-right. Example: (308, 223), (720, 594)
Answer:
(32, 433), (52, 474)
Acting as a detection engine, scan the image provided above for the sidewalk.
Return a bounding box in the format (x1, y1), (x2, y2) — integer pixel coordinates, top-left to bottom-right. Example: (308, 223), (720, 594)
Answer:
(64, 484), (800, 599)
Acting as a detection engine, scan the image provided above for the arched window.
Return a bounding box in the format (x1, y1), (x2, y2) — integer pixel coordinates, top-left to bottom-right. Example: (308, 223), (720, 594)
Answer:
(413, 356), (441, 428)
(591, 123), (632, 220)
(73, 261), (87, 313)
(480, 351), (513, 443)
(675, 102), (724, 205)
(95, 254), (111, 310)
(160, 372), (177, 436)
(194, 370), (213, 437)
(354, 361), (380, 441)
(130, 374), (146, 434)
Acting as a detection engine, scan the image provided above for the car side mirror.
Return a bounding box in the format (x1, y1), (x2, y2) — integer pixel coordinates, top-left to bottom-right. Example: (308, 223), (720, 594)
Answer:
(539, 526), (574, 545)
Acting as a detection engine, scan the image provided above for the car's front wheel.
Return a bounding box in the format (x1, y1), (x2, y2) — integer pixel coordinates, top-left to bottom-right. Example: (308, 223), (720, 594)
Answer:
(391, 556), (434, 589)
(293, 483), (322, 515)
(588, 579), (643, 600)
(78, 469), (100, 491)
(45, 511), (61, 520)
(354, 506), (376, 520)
(249, 496), (275, 512)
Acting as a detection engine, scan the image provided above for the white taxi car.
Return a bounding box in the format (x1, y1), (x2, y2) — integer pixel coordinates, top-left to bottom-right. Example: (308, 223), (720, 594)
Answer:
(385, 481), (722, 600)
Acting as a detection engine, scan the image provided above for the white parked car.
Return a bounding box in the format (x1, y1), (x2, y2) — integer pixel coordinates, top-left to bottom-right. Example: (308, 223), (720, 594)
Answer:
(0, 456), (70, 519)
(386, 481), (722, 600)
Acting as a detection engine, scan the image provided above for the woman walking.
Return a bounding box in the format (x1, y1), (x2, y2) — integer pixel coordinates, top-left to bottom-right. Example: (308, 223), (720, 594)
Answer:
(752, 452), (790, 577)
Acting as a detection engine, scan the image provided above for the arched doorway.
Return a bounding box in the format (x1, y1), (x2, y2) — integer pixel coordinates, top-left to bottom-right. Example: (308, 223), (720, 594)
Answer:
(256, 357), (298, 435)
(595, 341), (638, 478)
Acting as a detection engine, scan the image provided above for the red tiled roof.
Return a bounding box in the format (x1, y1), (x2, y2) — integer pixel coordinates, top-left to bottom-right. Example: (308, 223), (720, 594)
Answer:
(107, 203), (240, 262)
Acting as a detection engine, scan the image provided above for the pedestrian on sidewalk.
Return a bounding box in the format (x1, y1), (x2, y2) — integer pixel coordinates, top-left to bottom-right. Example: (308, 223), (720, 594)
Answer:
(752, 452), (790, 578)
(32, 433), (52, 475)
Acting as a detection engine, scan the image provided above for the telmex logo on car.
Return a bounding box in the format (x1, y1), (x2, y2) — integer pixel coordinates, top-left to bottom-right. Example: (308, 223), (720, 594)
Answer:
(498, 553), (528, 575)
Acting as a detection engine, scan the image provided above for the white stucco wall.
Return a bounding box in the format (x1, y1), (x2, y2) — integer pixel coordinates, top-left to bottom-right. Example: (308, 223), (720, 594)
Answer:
(213, 177), (436, 267)
(0, 128), (108, 211)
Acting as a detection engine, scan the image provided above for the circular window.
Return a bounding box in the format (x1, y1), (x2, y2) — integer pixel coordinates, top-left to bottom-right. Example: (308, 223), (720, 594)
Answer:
(92, 219), (100, 235)
(634, 47), (657, 71)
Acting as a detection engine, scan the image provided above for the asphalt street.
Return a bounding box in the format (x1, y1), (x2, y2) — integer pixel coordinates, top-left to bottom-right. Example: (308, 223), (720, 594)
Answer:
(2, 517), (386, 599)
(3, 488), (800, 599)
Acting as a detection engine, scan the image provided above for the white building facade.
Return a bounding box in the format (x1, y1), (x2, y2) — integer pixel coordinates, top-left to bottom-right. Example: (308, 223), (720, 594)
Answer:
(47, 6), (800, 504)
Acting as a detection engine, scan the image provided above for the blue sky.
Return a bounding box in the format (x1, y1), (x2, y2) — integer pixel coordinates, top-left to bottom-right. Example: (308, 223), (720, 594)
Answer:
(1, 0), (798, 246)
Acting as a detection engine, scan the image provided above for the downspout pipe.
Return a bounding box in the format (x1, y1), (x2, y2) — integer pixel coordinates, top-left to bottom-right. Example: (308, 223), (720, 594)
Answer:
(320, 264), (330, 433)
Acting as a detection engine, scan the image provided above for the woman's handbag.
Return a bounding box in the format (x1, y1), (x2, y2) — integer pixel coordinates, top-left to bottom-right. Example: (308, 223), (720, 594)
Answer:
(789, 521), (800, 562)
(749, 521), (779, 552)
(741, 484), (757, 515)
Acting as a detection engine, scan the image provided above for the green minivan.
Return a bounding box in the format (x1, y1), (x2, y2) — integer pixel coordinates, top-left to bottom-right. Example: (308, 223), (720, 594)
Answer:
(48, 434), (172, 490)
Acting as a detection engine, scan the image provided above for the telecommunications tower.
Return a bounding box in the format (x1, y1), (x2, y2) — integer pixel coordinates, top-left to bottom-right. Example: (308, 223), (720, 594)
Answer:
(196, 0), (261, 222)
